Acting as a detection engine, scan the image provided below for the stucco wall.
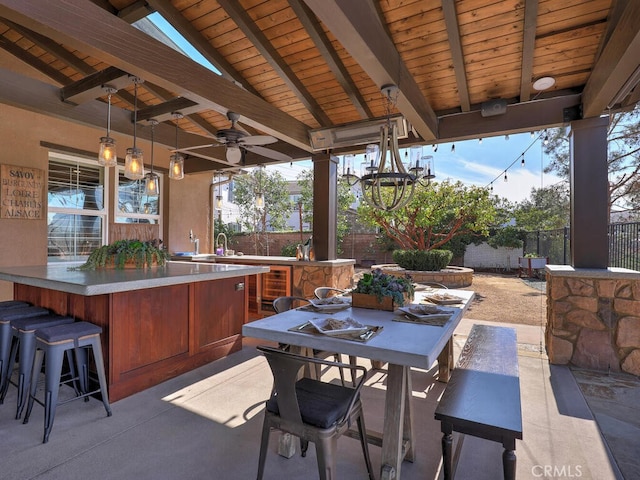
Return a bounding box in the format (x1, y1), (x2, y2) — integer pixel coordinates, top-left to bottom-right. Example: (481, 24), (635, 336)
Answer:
(463, 243), (523, 270)
(0, 102), (208, 301)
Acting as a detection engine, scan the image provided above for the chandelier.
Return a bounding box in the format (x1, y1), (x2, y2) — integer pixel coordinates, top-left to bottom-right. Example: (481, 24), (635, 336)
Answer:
(342, 85), (434, 211)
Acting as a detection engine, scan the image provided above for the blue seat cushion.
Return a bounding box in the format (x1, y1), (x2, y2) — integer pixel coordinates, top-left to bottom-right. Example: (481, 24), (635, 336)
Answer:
(0, 301), (30, 310)
(36, 321), (102, 343)
(11, 314), (75, 333)
(0, 306), (49, 322)
(266, 378), (355, 429)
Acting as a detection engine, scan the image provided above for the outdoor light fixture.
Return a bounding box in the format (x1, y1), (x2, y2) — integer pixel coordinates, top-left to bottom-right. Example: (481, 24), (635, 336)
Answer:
(98, 85), (118, 167)
(340, 84), (427, 212)
(226, 146), (242, 164)
(169, 112), (185, 180)
(144, 119), (159, 196)
(532, 76), (556, 91)
(125, 76), (144, 180)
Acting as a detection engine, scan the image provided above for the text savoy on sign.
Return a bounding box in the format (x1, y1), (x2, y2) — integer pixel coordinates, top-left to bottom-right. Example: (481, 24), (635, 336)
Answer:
(1, 164), (45, 220)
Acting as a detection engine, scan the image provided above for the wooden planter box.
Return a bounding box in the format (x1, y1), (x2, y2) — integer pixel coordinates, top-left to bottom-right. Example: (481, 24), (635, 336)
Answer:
(351, 292), (411, 311)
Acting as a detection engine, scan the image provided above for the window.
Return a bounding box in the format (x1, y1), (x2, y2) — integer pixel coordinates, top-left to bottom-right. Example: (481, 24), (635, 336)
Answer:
(115, 169), (162, 225)
(47, 153), (107, 261)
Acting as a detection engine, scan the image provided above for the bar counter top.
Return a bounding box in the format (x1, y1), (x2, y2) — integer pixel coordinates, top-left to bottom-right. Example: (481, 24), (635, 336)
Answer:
(0, 261), (269, 296)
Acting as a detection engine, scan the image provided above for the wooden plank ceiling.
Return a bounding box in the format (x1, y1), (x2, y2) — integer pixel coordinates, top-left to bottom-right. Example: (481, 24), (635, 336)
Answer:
(0, 0), (638, 174)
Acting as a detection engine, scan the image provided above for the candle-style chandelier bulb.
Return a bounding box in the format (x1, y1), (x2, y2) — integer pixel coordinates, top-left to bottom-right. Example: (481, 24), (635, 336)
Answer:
(98, 86), (118, 167)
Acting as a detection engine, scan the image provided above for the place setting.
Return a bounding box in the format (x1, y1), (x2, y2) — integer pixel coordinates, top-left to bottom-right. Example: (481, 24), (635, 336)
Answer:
(299, 296), (352, 313)
(289, 316), (382, 342)
(393, 303), (455, 326)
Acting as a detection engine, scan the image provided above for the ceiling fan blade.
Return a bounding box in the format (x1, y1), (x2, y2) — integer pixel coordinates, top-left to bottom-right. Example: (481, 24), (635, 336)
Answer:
(245, 145), (292, 162)
(239, 135), (277, 146)
(174, 143), (224, 153)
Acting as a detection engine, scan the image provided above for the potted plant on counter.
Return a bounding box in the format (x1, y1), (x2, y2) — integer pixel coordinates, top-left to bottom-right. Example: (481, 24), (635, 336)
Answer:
(71, 239), (169, 270)
(351, 268), (415, 311)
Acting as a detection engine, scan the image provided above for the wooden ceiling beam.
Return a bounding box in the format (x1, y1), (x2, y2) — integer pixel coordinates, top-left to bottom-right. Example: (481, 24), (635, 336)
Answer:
(2, 18), (96, 76)
(582, 1), (640, 117)
(0, 35), (70, 85)
(438, 94), (582, 142)
(60, 66), (131, 105)
(146, 0), (261, 98)
(135, 97), (200, 123)
(0, 0), (312, 151)
(303, 0), (437, 141)
(217, 0), (331, 127)
(518, 0), (538, 103)
(442, 0), (470, 112)
(287, 0), (373, 120)
(116, 0), (151, 24)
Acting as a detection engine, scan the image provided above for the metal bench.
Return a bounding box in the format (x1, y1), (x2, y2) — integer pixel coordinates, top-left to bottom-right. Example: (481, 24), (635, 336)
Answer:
(434, 324), (523, 480)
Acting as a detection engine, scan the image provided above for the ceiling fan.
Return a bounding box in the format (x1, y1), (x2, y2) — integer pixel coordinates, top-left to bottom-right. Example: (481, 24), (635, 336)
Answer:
(175, 111), (291, 165)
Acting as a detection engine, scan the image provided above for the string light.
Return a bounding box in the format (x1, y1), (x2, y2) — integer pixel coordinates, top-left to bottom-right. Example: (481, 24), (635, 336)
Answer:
(485, 131), (546, 190)
(451, 143), (455, 153)
(478, 138), (483, 144)
(543, 131), (549, 145)
(505, 134), (509, 141)
(432, 144), (438, 152)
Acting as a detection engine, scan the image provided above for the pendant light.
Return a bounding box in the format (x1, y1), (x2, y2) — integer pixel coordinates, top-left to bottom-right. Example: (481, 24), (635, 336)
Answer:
(125, 76), (145, 180)
(98, 85), (118, 167)
(144, 119), (159, 196)
(169, 112), (185, 180)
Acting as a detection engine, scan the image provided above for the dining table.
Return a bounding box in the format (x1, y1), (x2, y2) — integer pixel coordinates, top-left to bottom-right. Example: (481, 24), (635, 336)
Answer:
(242, 288), (474, 480)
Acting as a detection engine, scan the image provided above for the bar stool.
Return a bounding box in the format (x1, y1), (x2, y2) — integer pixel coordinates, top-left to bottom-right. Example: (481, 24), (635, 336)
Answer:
(23, 321), (112, 443)
(0, 314), (76, 419)
(0, 305), (49, 398)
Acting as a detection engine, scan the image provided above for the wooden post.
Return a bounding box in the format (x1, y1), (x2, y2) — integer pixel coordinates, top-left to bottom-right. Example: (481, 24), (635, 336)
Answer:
(312, 152), (339, 260)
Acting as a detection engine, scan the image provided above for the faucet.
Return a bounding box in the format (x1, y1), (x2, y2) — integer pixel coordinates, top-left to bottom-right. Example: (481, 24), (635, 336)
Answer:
(189, 229), (199, 255)
(216, 232), (227, 256)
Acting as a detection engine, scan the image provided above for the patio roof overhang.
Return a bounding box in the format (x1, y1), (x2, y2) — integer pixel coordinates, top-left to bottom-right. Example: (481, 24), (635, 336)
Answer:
(0, 0), (636, 175)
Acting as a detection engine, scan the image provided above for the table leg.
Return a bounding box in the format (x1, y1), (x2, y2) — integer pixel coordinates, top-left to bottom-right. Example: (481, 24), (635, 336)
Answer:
(380, 364), (414, 480)
(437, 338), (454, 383)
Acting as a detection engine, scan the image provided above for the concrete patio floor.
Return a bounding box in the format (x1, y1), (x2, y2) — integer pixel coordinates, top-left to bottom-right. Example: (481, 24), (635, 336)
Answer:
(0, 317), (636, 480)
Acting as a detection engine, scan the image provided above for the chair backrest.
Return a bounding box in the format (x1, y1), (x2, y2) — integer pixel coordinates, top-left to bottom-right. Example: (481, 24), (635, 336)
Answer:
(314, 287), (347, 299)
(257, 345), (366, 426)
(272, 296), (309, 313)
(421, 282), (448, 289)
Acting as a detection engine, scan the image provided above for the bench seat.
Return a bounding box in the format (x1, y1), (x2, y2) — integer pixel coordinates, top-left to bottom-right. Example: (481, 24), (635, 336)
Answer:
(434, 324), (523, 480)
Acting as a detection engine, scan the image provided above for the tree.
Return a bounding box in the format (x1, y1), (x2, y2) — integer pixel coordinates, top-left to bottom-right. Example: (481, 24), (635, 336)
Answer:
(513, 184), (570, 231)
(297, 169), (355, 253)
(233, 168), (293, 233)
(356, 180), (497, 251)
(543, 105), (640, 216)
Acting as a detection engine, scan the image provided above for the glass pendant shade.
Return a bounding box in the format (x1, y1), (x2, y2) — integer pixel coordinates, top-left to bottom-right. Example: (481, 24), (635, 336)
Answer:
(215, 194), (223, 209)
(144, 172), (159, 196)
(169, 153), (184, 180)
(256, 192), (264, 208)
(124, 147), (144, 180)
(98, 136), (117, 167)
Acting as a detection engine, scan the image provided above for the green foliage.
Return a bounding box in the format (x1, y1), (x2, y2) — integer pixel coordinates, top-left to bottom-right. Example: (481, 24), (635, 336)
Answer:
(513, 184), (569, 231)
(281, 243), (298, 257)
(297, 169), (355, 254)
(487, 226), (525, 249)
(70, 239), (168, 270)
(233, 168), (293, 233)
(356, 180), (496, 251)
(352, 268), (415, 306)
(392, 249), (452, 271)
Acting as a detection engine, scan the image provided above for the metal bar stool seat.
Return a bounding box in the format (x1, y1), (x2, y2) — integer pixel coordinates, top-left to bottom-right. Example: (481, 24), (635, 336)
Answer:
(0, 305), (49, 399)
(0, 314), (76, 419)
(23, 321), (112, 443)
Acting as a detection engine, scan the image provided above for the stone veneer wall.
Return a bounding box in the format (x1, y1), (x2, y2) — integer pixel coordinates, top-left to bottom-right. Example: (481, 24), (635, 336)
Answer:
(375, 264), (473, 288)
(291, 263), (354, 299)
(546, 266), (640, 376)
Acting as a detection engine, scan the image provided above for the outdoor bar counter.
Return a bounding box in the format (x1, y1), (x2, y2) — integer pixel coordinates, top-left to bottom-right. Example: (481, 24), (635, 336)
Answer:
(0, 261), (269, 401)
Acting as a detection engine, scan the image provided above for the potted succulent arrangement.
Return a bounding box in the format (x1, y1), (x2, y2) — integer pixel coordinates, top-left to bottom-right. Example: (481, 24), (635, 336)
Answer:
(70, 239), (169, 270)
(351, 268), (415, 311)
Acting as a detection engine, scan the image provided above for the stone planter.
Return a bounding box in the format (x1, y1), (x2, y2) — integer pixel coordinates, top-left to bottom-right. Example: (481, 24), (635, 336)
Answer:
(374, 264), (473, 288)
(351, 292), (411, 311)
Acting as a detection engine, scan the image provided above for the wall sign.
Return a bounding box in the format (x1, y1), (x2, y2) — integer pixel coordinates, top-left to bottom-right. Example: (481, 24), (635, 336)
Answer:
(0, 164), (45, 220)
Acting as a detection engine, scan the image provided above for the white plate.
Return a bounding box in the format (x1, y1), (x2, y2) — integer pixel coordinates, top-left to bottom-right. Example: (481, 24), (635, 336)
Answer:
(398, 304), (454, 320)
(309, 317), (367, 336)
(308, 297), (352, 311)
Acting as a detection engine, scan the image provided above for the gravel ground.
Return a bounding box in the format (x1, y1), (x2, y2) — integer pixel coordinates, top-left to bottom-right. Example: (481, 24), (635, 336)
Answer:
(457, 272), (547, 326)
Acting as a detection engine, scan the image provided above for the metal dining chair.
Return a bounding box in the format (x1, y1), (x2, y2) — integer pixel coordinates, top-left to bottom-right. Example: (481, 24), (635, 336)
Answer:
(271, 296), (346, 385)
(256, 345), (375, 480)
(314, 287), (348, 299)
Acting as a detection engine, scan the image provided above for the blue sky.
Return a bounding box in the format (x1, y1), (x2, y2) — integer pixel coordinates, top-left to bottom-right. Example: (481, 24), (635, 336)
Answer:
(148, 13), (563, 204)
